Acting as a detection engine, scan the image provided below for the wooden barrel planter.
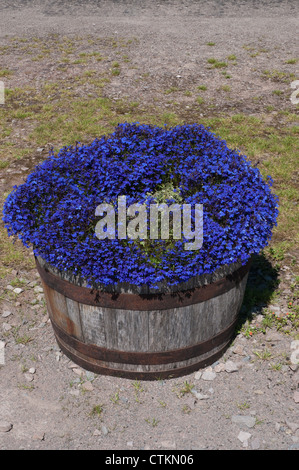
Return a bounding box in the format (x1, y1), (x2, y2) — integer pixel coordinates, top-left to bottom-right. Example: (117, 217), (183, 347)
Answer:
(36, 256), (251, 380)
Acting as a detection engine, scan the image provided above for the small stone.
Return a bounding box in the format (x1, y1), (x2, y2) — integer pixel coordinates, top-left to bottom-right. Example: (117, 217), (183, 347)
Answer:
(85, 371), (95, 381)
(101, 425), (109, 436)
(2, 322), (12, 332)
(55, 352), (62, 361)
(214, 362), (226, 372)
(93, 429), (101, 436)
(232, 344), (246, 356)
(202, 368), (216, 381)
(2, 310), (12, 318)
(232, 415), (256, 428)
(291, 350), (299, 365)
(237, 431), (251, 446)
(24, 373), (34, 382)
(37, 147), (45, 152)
(0, 422), (13, 433)
(191, 389), (209, 400)
(6, 285), (14, 291)
(127, 441), (133, 447)
(69, 390), (80, 397)
(194, 371), (202, 380)
(68, 361), (79, 369)
(73, 367), (84, 377)
(34, 286), (43, 293)
(32, 432), (45, 441)
(291, 340), (299, 350)
(225, 360), (239, 373)
(28, 367), (36, 374)
(293, 391), (299, 404)
(13, 287), (23, 294)
(82, 381), (93, 392)
(275, 422), (281, 432)
(268, 304), (281, 313)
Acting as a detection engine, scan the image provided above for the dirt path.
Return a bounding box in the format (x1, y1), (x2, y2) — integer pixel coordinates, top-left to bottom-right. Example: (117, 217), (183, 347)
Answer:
(0, 0), (298, 451)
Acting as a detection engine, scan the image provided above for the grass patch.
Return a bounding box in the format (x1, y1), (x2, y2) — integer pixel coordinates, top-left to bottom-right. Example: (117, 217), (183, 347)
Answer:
(207, 58), (227, 68)
(262, 69), (296, 83)
(0, 68), (13, 77)
(285, 58), (297, 64)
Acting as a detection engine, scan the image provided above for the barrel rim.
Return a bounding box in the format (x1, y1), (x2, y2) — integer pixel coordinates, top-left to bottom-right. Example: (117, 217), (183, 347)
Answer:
(35, 254), (249, 294)
(36, 256), (251, 311)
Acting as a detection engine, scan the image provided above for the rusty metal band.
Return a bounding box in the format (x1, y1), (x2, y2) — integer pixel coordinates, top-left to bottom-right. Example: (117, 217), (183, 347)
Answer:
(50, 315), (238, 366)
(36, 258), (250, 311)
(53, 326), (232, 380)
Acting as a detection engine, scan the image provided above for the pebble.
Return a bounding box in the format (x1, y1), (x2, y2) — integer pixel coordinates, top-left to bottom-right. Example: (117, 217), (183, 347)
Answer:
(32, 432), (45, 441)
(191, 389), (209, 400)
(237, 431), (251, 447)
(2, 322), (12, 332)
(232, 415), (256, 428)
(13, 288), (23, 294)
(291, 350), (299, 365)
(101, 425), (109, 436)
(293, 391), (299, 404)
(73, 368), (84, 377)
(202, 368), (216, 381)
(225, 360), (239, 373)
(82, 381), (94, 392)
(24, 373), (34, 382)
(194, 371), (202, 380)
(29, 367), (36, 374)
(214, 362), (226, 372)
(2, 310), (12, 318)
(34, 286), (44, 294)
(275, 422), (281, 432)
(0, 422), (13, 433)
(232, 344), (246, 356)
(85, 371), (95, 381)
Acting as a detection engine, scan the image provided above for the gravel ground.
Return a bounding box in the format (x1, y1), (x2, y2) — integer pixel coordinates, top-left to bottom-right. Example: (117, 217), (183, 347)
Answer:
(0, 0), (298, 452)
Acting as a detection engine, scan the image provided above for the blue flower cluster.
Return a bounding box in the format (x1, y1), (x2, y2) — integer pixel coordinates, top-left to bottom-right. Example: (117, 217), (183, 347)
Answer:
(3, 123), (279, 288)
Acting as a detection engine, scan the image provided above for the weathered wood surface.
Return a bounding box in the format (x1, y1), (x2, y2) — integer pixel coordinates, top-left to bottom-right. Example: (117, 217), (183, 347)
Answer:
(37, 256), (250, 379)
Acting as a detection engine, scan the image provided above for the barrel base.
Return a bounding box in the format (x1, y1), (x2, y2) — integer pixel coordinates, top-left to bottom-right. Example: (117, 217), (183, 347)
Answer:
(51, 317), (237, 380)
(37, 257), (251, 381)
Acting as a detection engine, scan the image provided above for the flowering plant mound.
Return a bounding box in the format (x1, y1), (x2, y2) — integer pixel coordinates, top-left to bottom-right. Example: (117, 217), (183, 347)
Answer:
(3, 123), (278, 289)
